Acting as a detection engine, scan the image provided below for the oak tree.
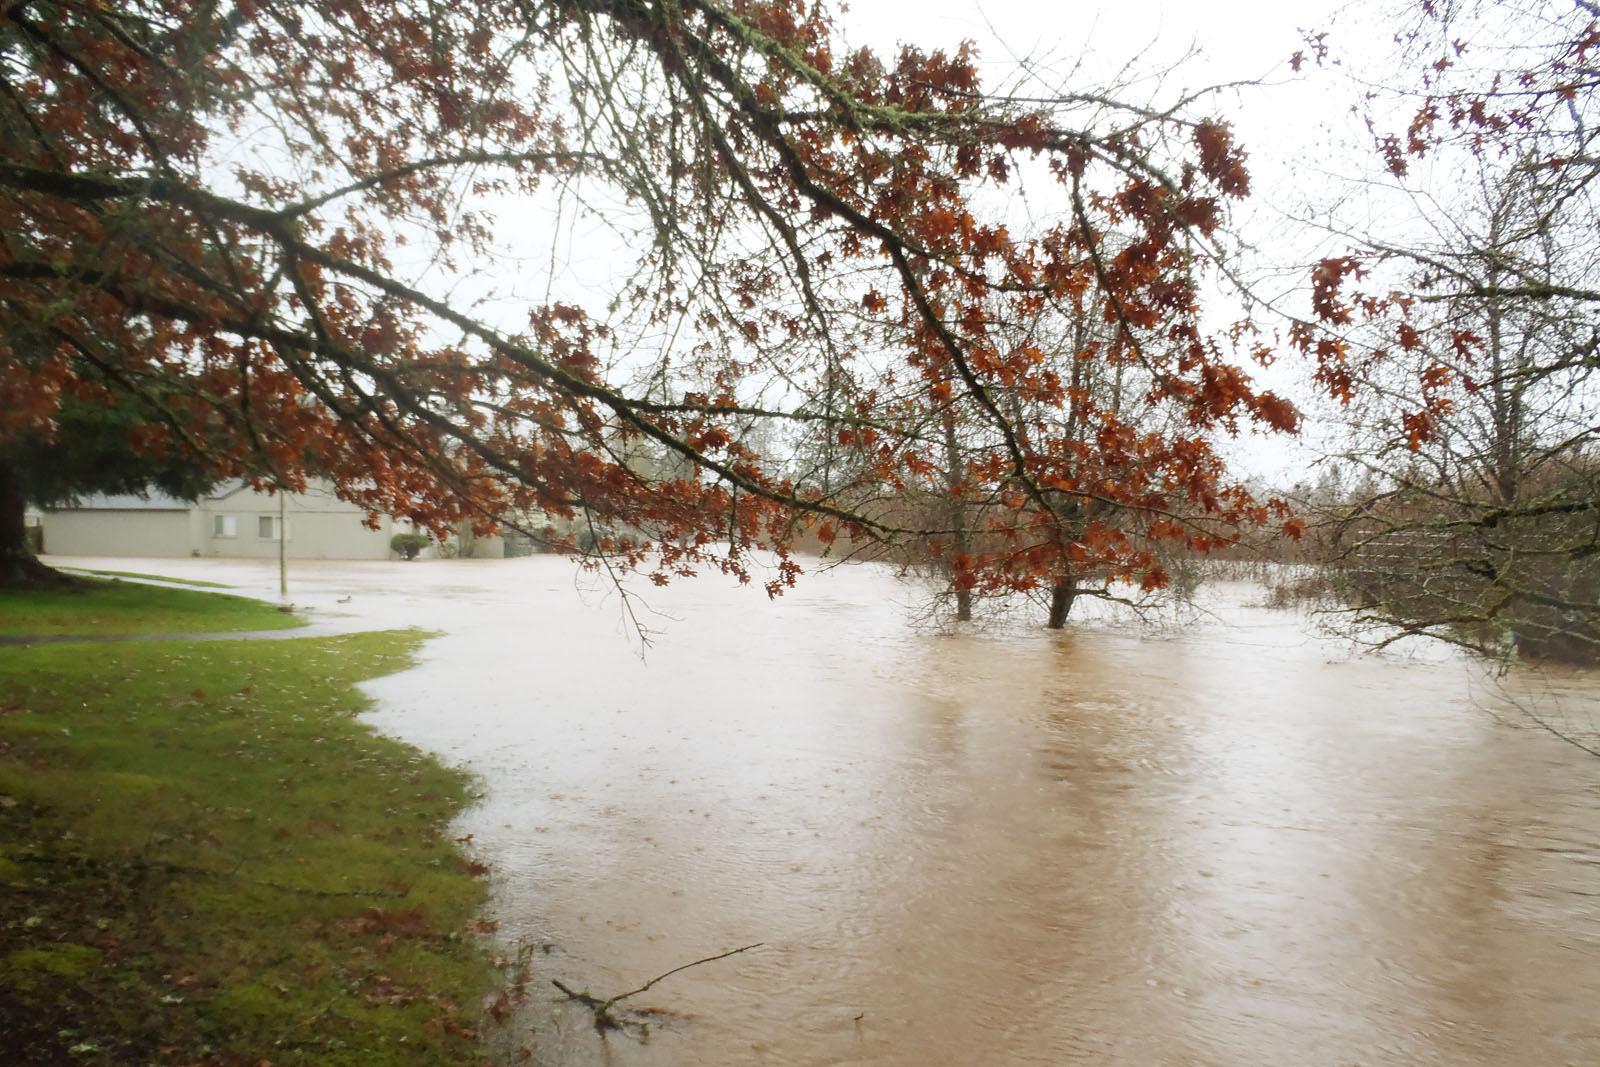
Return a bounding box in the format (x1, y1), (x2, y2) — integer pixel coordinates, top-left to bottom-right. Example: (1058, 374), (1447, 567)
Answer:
(1, 0), (1298, 600)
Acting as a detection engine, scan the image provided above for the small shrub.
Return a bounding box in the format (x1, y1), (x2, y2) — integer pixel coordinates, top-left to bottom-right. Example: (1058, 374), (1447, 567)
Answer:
(390, 532), (428, 560)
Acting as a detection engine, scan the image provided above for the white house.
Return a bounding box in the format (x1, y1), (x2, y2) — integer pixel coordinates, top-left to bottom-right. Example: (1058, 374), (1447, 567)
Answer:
(37, 479), (502, 560)
(38, 490), (195, 558)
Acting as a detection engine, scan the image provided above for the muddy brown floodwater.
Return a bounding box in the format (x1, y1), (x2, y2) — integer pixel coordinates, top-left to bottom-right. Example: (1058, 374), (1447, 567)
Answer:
(58, 555), (1600, 1065)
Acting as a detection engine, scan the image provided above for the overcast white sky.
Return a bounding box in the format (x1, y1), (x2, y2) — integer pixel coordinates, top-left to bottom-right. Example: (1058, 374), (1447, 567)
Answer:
(837, 0), (1340, 76)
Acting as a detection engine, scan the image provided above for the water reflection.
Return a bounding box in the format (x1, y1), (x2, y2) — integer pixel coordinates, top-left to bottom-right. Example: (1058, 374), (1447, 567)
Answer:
(57, 555), (1600, 1065)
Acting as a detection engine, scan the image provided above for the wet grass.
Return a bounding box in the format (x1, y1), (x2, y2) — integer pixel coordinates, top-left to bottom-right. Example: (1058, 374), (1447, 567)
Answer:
(63, 568), (235, 589)
(0, 578), (300, 635)
(0, 629), (502, 1066)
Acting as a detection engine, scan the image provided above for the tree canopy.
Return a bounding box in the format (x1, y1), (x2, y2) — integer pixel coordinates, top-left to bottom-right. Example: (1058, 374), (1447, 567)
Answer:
(1298, 0), (1600, 661)
(1, 0), (1303, 598)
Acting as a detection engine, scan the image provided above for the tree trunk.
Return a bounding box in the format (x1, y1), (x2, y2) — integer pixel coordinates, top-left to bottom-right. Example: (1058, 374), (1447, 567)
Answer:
(1046, 573), (1076, 629)
(942, 408), (972, 622)
(0, 458), (72, 588)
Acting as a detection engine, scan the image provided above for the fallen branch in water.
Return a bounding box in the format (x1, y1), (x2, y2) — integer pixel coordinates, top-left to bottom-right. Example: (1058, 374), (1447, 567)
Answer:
(553, 942), (764, 1036)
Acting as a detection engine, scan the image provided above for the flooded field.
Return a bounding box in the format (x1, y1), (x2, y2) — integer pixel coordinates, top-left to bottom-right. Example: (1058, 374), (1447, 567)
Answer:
(54, 555), (1600, 1065)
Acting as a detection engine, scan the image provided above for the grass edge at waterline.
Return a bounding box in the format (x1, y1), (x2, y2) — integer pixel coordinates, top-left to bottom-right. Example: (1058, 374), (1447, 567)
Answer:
(0, 621), (506, 1066)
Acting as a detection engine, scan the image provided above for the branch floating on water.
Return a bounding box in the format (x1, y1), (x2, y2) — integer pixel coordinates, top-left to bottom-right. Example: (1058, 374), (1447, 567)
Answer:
(553, 942), (765, 1036)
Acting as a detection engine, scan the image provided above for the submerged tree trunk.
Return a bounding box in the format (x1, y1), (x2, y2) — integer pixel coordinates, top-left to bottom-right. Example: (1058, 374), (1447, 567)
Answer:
(1046, 573), (1076, 630)
(0, 457), (71, 588)
(942, 407), (972, 622)
(954, 580), (973, 622)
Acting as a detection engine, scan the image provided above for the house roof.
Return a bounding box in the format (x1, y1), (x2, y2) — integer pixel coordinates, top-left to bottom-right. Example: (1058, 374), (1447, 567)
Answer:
(50, 478), (355, 511)
(46, 491), (194, 512)
(204, 479), (251, 502)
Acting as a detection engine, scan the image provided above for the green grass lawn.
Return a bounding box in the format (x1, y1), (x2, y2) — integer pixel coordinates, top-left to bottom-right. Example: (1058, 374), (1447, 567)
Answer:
(0, 578), (301, 635)
(0, 626), (507, 1065)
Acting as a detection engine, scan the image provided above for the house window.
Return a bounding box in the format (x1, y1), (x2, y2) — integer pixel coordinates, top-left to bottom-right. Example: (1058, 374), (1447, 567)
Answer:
(257, 515), (289, 541)
(213, 514), (237, 538)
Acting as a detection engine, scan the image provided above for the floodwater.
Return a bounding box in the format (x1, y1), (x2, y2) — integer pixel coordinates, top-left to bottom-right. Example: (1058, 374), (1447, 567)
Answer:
(51, 555), (1600, 1065)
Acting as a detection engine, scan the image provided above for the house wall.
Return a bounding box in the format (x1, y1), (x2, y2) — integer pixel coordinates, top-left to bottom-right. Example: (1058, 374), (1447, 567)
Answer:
(451, 523), (505, 559)
(200, 485), (397, 560)
(41, 509), (194, 558)
(38, 482), (409, 561)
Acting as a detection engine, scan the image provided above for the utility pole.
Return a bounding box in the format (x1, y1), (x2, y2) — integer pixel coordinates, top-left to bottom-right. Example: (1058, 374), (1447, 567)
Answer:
(278, 486), (288, 600)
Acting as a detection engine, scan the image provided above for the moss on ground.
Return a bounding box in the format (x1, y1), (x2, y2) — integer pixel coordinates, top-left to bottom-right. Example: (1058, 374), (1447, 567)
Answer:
(0, 577), (302, 635)
(0, 629), (503, 1066)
